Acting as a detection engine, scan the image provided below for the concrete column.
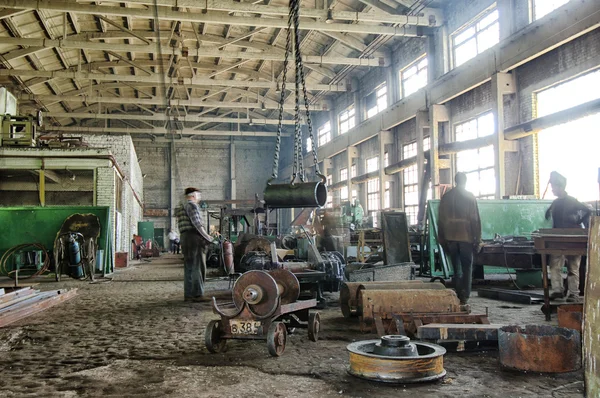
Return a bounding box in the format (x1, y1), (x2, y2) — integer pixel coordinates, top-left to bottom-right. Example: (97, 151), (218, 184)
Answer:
(498, 0), (516, 40)
(429, 104), (449, 199)
(347, 146), (358, 202)
(230, 140), (237, 209)
(491, 72), (516, 199)
(329, 110), (338, 138)
(169, 141), (177, 229)
(415, 110), (429, 201)
(379, 130), (393, 209)
(386, 66), (396, 105)
(353, 90), (363, 124)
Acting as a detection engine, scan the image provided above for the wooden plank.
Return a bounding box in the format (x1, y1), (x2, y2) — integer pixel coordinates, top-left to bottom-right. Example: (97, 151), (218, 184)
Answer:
(0, 288), (5, 296)
(0, 290), (40, 310)
(417, 323), (503, 341)
(0, 291), (57, 314)
(0, 289), (77, 328)
(585, 217), (600, 396)
(0, 287), (36, 305)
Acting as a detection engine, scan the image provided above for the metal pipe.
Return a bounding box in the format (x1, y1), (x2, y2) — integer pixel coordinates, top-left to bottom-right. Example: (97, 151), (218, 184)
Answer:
(264, 182), (328, 208)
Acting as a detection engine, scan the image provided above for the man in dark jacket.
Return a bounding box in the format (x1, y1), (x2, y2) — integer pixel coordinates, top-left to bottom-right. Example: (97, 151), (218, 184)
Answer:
(545, 171), (591, 302)
(438, 172), (482, 304)
(176, 187), (215, 301)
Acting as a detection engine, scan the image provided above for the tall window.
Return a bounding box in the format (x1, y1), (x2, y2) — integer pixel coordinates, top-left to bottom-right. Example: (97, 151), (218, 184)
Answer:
(366, 156), (379, 173)
(326, 174), (333, 186)
(351, 164), (357, 178)
(533, 0), (570, 20)
(318, 121), (331, 147)
(339, 106), (356, 134)
(402, 138), (431, 225)
(340, 186), (349, 201)
(367, 178), (380, 228)
(340, 167), (348, 181)
(366, 84), (388, 119)
(352, 189), (357, 202)
(400, 56), (428, 98)
(306, 136), (313, 152)
(453, 8), (499, 67)
(384, 152), (389, 167)
(455, 112), (496, 199)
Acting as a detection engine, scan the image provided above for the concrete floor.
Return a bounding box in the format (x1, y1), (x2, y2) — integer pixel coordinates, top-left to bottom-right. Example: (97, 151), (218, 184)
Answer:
(0, 255), (584, 397)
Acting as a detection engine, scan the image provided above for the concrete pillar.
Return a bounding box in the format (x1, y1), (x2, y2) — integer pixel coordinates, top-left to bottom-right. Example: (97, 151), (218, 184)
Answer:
(491, 72), (517, 199)
(386, 66), (396, 105)
(379, 130), (393, 209)
(498, 0), (516, 40)
(347, 146), (358, 203)
(415, 110), (429, 201)
(353, 90), (363, 124)
(429, 104), (449, 199)
(329, 109), (338, 138)
(169, 142), (177, 229)
(231, 140), (237, 209)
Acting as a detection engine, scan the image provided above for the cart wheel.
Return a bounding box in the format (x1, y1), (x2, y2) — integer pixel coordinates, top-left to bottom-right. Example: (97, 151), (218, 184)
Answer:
(205, 320), (227, 353)
(267, 321), (287, 357)
(308, 312), (320, 342)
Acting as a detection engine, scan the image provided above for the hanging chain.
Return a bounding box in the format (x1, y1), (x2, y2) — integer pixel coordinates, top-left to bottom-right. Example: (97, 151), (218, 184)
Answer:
(290, 0), (323, 181)
(269, 3), (294, 183)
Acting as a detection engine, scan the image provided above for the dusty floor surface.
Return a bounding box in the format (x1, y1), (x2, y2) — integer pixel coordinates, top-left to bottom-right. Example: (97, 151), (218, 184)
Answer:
(0, 255), (584, 397)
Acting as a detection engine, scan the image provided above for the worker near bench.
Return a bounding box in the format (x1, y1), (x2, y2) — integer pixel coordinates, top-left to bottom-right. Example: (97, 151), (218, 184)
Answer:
(438, 172), (482, 305)
(176, 187), (215, 302)
(545, 171), (591, 302)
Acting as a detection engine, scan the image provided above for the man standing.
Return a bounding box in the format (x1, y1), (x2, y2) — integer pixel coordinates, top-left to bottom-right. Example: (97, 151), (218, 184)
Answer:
(545, 171), (591, 302)
(168, 229), (179, 254)
(176, 187), (215, 301)
(438, 172), (482, 304)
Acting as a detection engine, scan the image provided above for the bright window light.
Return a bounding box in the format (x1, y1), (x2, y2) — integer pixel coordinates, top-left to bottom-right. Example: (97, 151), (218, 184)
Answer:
(401, 56), (428, 98)
(339, 106), (356, 134)
(318, 121), (331, 147)
(534, 0), (570, 20)
(366, 85), (388, 119)
(453, 9), (499, 67)
(366, 156), (379, 173)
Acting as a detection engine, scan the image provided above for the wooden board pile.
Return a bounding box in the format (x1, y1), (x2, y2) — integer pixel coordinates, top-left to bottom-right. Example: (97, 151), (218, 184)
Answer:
(0, 287), (77, 327)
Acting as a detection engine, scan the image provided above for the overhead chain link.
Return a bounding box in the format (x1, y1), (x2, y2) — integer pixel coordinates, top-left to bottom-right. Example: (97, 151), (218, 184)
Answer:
(268, 0), (324, 185)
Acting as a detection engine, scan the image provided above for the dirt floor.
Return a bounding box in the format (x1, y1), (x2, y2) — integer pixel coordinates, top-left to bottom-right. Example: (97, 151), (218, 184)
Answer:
(0, 255), (585, 397)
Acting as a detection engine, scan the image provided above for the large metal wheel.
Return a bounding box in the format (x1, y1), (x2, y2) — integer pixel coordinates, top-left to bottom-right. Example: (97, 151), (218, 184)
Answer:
(205, 320), (227, 353)
(267, 321), (287, 357)
(233, 270), (280, 317)
(269, 268), (300, 304)
(308, 312), (320, 342)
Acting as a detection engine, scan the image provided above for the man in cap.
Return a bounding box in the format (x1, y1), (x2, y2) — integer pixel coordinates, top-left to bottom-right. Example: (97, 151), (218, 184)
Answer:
(545, 171), (591, 302)
(176, 187), (215, 301)
(438, 172), (482, 304)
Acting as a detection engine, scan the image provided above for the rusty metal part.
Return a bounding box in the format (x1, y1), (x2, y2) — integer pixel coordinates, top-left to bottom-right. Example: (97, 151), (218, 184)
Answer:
(308, 312), (320, 342)
(557, 304), (583, 332)
(359, 289), (463, 324)
(234, 234), (272, 267)
(223, 240), (234, 275)
(347, 335), (446, 383)
(557, 303), (583, 333)
(264, 181), (328, 208)
(339, 281), (444, 319)
(417, 323), (502, 342)
(232, 270), (280, 317)
(499, 325), (582, 373)
(267, 321), (287, 356)
(585, 217), (600, 397)
(393, 313), (490, 338)
(268, 268), (300, 304)
(205, 319), (227, 353)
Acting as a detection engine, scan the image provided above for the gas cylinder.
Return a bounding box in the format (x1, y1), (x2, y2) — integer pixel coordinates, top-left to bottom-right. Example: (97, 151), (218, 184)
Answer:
(68, 234), (81, 265)
(223, 240), (234, 275)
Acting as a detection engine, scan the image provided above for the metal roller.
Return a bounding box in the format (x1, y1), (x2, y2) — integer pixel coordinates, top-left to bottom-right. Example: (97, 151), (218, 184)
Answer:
(232, 270), (280, 317)
(339, 281), (445, 319)
(347, 335), (446, 383)
(269, 268), (300, 304)
(264, 181), (328, 208)
(359, 289), (462, 323)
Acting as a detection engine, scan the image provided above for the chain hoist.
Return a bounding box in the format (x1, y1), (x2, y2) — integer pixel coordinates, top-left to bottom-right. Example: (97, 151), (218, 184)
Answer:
(264, 0), (328, 208)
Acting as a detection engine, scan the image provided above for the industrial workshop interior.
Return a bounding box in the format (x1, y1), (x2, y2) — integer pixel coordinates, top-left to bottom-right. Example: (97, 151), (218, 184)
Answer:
(0, 0), (599, 396)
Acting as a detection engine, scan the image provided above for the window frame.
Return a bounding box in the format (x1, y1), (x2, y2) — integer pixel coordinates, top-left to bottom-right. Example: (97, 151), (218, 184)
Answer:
(531, 0), (570, 21)
(366, 156), (379, 173)
(366, 84), (388, 119)
(340, 167), (348, 182)
(367, 177), (380, 227)
(451, 7), (499, 68)
(338, 105), (356, 135)
(317, 121), (332, 147)
(399, 55), (428, 99)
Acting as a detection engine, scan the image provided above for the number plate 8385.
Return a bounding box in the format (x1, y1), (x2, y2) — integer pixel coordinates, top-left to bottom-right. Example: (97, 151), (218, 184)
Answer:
(230, 320), (261, 335)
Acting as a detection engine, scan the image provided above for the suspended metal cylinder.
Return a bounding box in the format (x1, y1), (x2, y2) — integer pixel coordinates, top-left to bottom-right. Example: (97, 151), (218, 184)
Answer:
(264, 182), (328, 208)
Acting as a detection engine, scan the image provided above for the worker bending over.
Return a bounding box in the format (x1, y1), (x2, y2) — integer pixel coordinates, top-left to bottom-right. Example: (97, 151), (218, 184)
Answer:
(545, 171), (591, 302)
(438, 172), (482, 304)
(176, 187), (215, 302)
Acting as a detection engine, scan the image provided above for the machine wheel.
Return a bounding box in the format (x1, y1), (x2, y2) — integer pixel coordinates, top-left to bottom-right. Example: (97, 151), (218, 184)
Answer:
(308, 312), (320, 342)
(267, 321), (287, 357)
(205, 320), (227, 353)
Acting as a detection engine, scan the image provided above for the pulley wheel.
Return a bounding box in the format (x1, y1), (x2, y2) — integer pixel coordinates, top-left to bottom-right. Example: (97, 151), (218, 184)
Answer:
(308, 312), (320, 342)
(267, 321), (287, 357)
(205, 320), (227, 354)
(233, 270), (280, 317)
(269, 268), (300, 304)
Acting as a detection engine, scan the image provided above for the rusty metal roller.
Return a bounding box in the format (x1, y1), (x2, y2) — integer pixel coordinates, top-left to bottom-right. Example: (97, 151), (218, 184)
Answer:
(232, 270), (281, 317)
(341, 281), (426, 319)
(347, 335), (446, 383)
(268, 268), (300, 304)
(264, 181), (327, 208)
(359, 289), (462, 323)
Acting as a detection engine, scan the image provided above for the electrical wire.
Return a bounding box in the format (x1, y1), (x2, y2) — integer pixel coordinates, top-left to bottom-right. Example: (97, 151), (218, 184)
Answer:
(0, 243), (50, 279)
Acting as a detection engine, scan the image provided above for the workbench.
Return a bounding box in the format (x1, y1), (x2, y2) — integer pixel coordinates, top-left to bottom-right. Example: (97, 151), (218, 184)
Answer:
(532, 228), (588, 321)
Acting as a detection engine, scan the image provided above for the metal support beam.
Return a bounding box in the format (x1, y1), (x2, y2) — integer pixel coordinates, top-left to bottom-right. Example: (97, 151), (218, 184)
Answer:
(0, 37), (389, 66)
(429, 105), (448, 199)
(0, 0), (427, 35)
(40, 125), (292, 137)
(491, 72), (516, 199)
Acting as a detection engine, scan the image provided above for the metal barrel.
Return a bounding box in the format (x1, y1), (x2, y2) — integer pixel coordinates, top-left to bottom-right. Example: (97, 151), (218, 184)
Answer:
(264, 182), (328, 208)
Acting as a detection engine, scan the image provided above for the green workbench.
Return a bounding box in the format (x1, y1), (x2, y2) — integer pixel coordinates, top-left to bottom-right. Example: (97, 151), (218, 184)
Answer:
(426, 199), (553, 278)
(0, 206), (113, 276)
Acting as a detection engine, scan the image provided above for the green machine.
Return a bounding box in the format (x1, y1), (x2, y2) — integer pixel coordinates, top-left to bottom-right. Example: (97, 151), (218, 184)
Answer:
(0, 87), (42, 147)
(425, 199), (553, 278)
